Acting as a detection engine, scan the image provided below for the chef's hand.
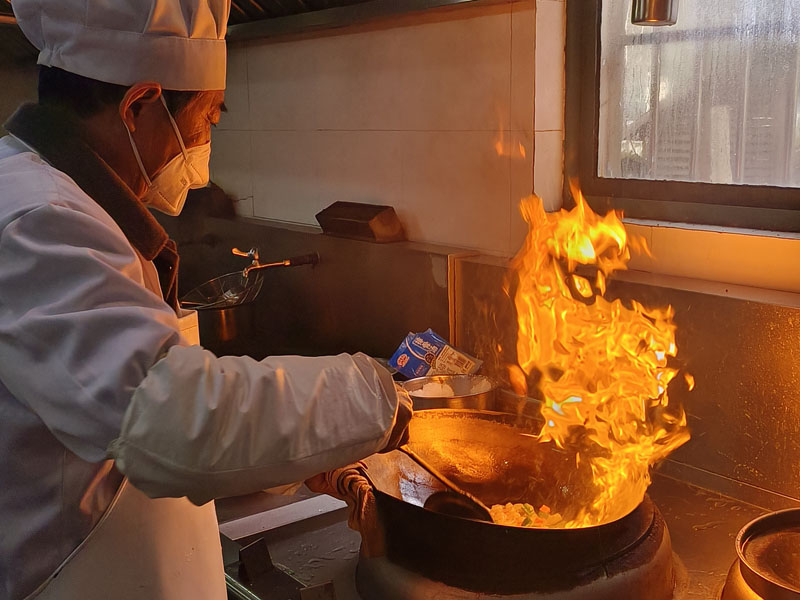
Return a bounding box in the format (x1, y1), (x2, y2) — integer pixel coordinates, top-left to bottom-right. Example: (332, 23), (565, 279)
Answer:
(379, 385), (412, 452)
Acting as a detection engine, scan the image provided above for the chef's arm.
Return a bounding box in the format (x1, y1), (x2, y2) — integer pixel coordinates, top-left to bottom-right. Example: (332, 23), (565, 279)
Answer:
(0, 201), (406, 506)
(109, 348), (404, 505)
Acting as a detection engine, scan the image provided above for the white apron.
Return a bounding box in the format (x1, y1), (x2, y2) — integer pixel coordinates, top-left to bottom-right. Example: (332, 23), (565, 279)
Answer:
(30, 480), (225, 600)
(25, 309), (223, 600)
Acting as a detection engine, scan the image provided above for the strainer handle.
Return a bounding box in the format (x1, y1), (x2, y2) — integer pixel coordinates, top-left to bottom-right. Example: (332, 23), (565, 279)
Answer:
(232, 247), (259, 262)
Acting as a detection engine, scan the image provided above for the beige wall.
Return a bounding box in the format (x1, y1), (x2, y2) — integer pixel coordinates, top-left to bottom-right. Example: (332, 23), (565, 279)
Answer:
(211, 0), (566, 256)
(0, 64), (38, 135)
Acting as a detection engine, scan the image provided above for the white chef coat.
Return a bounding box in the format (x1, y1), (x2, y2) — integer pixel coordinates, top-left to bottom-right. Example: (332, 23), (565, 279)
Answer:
(0, 135), (401, 599)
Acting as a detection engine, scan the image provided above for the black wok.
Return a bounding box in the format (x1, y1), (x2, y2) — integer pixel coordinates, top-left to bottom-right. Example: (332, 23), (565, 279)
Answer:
(359, 407), (673, 597)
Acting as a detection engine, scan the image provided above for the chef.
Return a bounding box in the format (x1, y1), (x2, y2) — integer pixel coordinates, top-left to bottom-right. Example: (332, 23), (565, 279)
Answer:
(0, 1), (411, 599)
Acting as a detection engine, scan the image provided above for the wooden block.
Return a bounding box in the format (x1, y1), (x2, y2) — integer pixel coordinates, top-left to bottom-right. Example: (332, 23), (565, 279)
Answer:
(315, 201), (406, 243)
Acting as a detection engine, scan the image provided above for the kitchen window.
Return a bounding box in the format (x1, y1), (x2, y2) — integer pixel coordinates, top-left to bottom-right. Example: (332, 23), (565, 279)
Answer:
(566, 0), (800, 232)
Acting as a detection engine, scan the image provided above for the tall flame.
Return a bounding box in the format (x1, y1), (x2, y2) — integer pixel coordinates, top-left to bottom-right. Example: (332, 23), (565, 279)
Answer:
(511, 189), (690, 528)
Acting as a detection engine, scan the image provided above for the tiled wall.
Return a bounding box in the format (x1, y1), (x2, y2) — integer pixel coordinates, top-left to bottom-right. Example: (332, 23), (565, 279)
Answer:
(211, 0), (566, 257)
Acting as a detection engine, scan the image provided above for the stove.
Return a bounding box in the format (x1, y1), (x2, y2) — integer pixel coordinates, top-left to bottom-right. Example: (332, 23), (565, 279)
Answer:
(217, 473), (783, 600)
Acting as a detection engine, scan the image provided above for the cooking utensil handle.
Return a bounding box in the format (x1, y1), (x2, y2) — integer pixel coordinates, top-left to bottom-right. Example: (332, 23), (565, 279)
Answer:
(400, 446), (493, 514)
(286, 252), (320, 267)
(241, 252), (321, 277)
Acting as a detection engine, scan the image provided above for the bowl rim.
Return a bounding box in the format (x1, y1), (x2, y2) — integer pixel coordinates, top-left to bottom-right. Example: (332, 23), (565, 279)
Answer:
(402, 374), (497, 399)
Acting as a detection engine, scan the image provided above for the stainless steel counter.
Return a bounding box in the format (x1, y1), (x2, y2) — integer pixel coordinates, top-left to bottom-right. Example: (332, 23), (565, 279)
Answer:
(220, 473), (794, 599)
(648, 475), (770, 599)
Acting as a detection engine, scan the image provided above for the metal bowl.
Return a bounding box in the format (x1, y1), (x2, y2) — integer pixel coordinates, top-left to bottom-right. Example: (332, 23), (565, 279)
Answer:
(402, 376), (545, 421)
(401, 374), (497, 410)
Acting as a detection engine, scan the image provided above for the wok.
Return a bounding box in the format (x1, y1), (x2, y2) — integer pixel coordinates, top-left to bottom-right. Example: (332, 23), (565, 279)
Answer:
(369, 407), (603, 520)
(358, 406), (673, 597)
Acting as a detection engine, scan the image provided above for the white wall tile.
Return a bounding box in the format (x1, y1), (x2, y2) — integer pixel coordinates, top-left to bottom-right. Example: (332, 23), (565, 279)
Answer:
(251, 130), (405, 224)
(223, 3), (552, 255)
(247, 38), (325, 131)
(534, 0), (566, 132)
(400, 131), (511, 253)
(509, 130), (533, 254)
(511, 0), (536, 133)
(218, 43), (250, 131)
(251, 131), (324, 222)
(533, 130), (564, 212)
(309, 29), (407, 131)
(315, 131), (404, 207)
(396, 8), (511, 132)
(246, 6), (511, 132)
(210, 129), (253, 201)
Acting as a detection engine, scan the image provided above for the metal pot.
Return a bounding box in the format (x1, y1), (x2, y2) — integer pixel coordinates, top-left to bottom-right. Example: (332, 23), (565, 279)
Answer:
(721, 508), (800, 600)
(180, 271), (262, 354)
(180, 252), (319, 354)
(195, 301), (256, 349)
(356, 405), (676, 598)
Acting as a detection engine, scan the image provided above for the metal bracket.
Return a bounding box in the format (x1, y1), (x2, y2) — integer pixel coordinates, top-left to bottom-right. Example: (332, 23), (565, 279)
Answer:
(300, 581), (337, 600)
(239, 538), (275, 581)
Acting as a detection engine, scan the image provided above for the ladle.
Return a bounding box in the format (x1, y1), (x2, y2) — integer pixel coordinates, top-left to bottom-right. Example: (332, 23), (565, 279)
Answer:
(398, 445), (493, 522)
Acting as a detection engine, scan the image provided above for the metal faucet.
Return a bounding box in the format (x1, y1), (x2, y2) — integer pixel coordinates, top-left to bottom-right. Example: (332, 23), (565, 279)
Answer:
(232, 247), (320, 278)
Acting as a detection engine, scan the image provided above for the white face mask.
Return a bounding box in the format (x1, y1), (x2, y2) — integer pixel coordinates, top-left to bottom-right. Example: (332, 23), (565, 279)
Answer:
(124, 95), (211, 216)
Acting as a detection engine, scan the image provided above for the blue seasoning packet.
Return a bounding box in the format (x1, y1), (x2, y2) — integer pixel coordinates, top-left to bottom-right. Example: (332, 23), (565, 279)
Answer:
(388, 329), (482, 379)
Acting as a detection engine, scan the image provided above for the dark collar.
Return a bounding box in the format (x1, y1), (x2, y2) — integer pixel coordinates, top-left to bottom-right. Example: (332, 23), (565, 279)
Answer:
(4, 103), (169, 261)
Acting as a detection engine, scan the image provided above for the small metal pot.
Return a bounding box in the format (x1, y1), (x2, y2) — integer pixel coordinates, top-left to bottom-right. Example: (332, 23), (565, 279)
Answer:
(180, 271), (263, 354)
(721, 508), (800, 600)
(195, 301), (255, 346)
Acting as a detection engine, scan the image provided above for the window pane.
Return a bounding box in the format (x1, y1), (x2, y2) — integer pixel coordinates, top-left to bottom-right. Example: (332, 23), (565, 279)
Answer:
(599, 0), (800, 187)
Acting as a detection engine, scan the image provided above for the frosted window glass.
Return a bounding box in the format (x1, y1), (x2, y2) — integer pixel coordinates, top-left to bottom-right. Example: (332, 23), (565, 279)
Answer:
(599, 0), (800, 187)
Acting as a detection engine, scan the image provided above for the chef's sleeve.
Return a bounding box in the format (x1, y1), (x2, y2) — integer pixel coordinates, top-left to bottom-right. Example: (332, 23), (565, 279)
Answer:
(110, 348), (400, 505)
(0, 201), (401, 505)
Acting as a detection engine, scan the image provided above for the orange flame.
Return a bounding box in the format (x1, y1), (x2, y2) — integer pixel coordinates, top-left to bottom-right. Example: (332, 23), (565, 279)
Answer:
(511, 189), (690, 528)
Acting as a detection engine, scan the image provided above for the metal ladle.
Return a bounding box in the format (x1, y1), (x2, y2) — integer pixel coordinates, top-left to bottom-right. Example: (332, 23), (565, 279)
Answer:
(398, 445), (493, 523)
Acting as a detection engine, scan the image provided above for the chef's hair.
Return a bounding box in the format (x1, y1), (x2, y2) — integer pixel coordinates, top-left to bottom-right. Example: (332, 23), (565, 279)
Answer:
(37, 66), (201, 119)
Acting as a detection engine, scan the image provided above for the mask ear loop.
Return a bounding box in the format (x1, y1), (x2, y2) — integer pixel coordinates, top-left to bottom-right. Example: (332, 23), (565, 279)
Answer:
(123, 123), (153, 188)
(160, 94), (209, 184)
(160, 95), (189, 159)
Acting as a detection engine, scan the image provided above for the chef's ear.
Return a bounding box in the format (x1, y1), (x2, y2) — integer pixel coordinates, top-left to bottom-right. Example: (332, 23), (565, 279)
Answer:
(119, 83), (163, 133)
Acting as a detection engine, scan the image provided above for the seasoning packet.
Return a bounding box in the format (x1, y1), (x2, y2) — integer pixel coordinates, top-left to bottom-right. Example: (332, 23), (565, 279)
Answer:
(388, 329), (482, 378)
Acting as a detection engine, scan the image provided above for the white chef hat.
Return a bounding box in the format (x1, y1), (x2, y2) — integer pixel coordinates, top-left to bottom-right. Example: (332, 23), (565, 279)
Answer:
(12, 0), (229, 91)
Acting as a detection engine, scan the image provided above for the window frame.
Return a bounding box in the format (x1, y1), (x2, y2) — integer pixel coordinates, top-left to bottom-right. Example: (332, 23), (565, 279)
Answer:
(564, 0), (800, 232)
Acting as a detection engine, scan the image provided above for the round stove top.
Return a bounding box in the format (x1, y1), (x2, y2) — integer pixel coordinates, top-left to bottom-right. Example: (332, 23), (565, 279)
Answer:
(356, 504), (680, 600)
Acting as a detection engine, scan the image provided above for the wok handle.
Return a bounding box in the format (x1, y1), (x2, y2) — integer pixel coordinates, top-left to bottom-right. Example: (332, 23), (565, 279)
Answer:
(326, 464), (385, 557)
